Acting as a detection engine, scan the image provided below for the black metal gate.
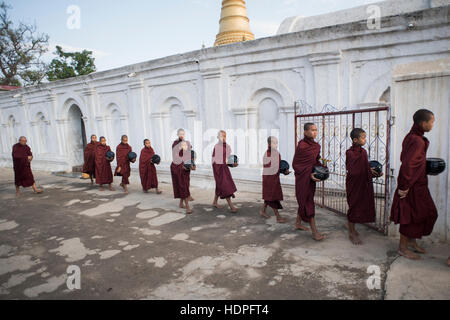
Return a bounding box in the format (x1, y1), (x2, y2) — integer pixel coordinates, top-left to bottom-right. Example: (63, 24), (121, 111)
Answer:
(294, 101), (392, 234)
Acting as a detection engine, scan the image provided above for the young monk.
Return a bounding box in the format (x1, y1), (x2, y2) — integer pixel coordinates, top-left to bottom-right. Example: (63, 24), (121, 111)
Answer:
(12, 136), (43, 195)
(292, 123), (324, 241)
(345, 128), (382, 245)
(139, 139), (161, 194)
(95, 136), (114, 191)
(390, 109), (438, 260)
(260, 136), (288, 223)
(212, 130), (238, 212)
(115, 135), (133, 194)
(82, 134), (98, 185)
(171, 129), (195, 214)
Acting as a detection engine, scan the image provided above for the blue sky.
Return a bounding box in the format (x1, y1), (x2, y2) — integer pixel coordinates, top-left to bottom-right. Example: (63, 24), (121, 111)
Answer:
(8, 0), (377, 71)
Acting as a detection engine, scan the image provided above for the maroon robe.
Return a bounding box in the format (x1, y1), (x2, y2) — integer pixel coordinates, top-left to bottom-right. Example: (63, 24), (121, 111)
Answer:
(95, 144), (113, 185)
(212, 142), (237, 199)
(139, 146), (158, 191)
(12, 143), (35, 188)
(114, 143), (132, 185)
(390, 124), (438, 239)
(170, 139), (191, 199)
(292, 136), (322, 223)
(262, 148), (283, 209)
(82, 141), (98, 176)
(345, 145), (376, 223)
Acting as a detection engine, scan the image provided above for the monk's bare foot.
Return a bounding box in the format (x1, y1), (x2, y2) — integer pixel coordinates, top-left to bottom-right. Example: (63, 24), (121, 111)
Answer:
(179, 203), (185, 208)
(295, 224), (310, 231)
(398, 248), (421, 260)
(312, 232), (325, 241)
(276, 217), (287, 224)
(408, 241), (426, 254)
(99, 186), (105, 191)
(186, 207), (192, 214)
(156, 189), (162, 194)
(143, 189), (149, 193)
(230, 207), (238, 213)
(33, 189), (43, 194)
(259, 209), (270, 219)
(212, 203), (222, 209)
(90, 181), (94, 186)
(349, 232), (362, 245)
(15, 191), (21, 196)
(109, 186), (115, 191)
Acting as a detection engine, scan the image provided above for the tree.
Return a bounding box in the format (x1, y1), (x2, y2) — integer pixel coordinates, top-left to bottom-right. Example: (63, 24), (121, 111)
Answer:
(46, 45), (96, 81)
(0, 1), (49, 86)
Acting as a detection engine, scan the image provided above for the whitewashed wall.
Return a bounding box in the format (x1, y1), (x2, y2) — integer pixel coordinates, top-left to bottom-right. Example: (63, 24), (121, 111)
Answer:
(389, 58), (450, 242)
(0, 3), (449, 238)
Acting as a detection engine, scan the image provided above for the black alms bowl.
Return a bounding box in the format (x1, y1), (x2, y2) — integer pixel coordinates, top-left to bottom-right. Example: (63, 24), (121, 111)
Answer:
(184, 159), (195, 170)
(227, 155), (239, 168)
(313, 166), (330, 181)
(369, 160), (383, 175)
(106, 151), (115, 161)
(128, 152), (137, 161)
(280, 160), (290, 175)
(151, 154), (161, 165)
(426, 158), (446, 176)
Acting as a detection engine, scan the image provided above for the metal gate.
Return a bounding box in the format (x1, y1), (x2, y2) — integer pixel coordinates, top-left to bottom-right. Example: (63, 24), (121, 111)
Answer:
(294, 101), (392, 234)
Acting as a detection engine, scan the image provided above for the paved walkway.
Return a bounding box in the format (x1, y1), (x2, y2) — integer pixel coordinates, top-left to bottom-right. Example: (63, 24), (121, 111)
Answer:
(0, 168), (448, 299)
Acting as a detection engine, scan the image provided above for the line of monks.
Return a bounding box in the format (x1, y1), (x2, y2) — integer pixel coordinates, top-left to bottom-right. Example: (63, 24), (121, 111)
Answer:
(11, 109), (448, 263)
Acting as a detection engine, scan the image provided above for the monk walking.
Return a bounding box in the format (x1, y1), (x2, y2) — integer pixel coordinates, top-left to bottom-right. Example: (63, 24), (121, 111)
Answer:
(212, 130), (238, 212)
(171, 129), (195, 214)
(260, 136), (287, 223)
(95, 136), (114, 191)
(139, 139), (161, 194)
(82, 134), (98, 185)
(345, 128), (382, 245)
(292, 123), (324, 241)
(115, 135), (133, 194)
(12, 136), (42, 195)
(390, 109), (438, 260)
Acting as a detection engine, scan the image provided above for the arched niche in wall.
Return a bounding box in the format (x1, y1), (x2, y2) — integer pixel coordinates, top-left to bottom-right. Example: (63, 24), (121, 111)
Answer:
(67, 104), (86, 166)
(34, 112), (50, 154)
(106, 103), (128, 147)
(7, 115), (20, 147)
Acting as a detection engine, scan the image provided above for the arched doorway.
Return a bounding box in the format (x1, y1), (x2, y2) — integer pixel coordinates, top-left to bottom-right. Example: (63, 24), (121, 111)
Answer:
(67, 104), (87, 167)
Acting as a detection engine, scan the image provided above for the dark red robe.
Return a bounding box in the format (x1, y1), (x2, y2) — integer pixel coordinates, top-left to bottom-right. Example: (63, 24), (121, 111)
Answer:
(345, 145), (376, 223)
(82, 141), (98, 176)
(114, 143), (132, 185)
(170, 139), (191, 199)
(139, 146), (158, 191)
(292, 136), (322, 223)
(262, 148), (283, 209)
(212, 142), (237, 199)
(12, 143), (35, 188)
(95, 144), (113, 185)
(390, 124), (438, 239)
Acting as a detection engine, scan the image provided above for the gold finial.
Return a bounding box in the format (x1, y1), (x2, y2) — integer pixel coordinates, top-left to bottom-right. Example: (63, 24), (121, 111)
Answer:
(214, 0), (255, 46)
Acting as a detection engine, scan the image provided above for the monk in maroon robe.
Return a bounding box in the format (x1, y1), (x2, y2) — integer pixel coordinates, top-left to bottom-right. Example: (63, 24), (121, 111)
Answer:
(390, 109), (438, 260)
(82, 134), (98, 185)
(171, 129), (195, 214)
(292, 123), (324, 241)
(212, 130), (238, 212)
(260, 136), (288, 223)
(95, 136), (114, 191)
(345, 128), (382, 245)
(139, 139), (161, 194)
(12, 136), (42, 195)
(115, 135), (133, 194)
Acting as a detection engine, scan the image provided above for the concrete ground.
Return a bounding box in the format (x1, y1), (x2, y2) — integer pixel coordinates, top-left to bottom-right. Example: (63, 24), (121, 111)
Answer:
(0, 167), (448, 300)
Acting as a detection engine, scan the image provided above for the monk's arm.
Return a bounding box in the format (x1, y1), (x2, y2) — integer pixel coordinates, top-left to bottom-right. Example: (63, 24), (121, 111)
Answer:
(398, 138), (425, 190)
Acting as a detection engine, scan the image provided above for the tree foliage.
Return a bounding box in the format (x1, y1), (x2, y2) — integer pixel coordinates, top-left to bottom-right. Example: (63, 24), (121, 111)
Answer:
(46, 45), (96, 81)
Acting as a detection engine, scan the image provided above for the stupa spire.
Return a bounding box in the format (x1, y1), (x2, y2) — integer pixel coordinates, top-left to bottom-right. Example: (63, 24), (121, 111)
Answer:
(214, 0), (255, 46)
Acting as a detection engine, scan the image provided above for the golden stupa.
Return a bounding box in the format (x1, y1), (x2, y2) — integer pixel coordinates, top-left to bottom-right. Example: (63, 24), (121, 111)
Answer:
(214, 0), (255, 46)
